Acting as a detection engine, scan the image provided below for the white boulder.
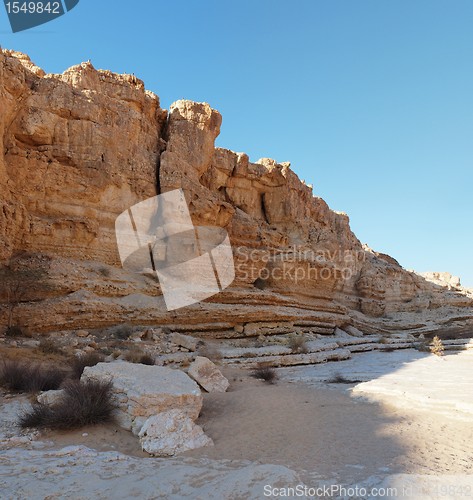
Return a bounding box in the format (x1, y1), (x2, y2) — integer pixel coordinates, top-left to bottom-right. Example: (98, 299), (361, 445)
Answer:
(139, 409), (213, 456)
(82, 361), (203, 434)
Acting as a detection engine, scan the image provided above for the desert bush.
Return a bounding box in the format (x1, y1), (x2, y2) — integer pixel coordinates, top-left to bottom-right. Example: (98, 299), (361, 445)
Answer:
(111, 324), (134, 340)
(0, 360), (67, 393)
(327, 373), (362, 384)
(71, 352), (105, 379)
(288, 334), (308, 354)
(124, 350), (154, 365)
(251, 363), (278, 384)
(430, 335), (445, 357)
(4, 325), (24, 338)
(38, 338), (63, 355)
(19, 379), (117, 430)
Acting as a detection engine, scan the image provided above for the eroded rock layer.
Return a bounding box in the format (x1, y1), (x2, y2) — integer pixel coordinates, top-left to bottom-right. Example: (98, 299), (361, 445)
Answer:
(1, 49), (473, 339)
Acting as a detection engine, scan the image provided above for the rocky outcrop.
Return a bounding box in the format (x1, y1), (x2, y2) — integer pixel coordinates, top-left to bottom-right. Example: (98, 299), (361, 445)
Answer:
(1, 49), (473, 342)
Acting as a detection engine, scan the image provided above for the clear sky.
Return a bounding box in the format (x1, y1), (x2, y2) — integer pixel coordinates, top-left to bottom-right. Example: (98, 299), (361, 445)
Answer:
(1, 1), (472, 286)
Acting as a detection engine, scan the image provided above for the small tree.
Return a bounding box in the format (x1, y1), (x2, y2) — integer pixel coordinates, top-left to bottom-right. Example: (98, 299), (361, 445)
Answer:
(430, 335), (444, 357)
(0, 261), (50, 334)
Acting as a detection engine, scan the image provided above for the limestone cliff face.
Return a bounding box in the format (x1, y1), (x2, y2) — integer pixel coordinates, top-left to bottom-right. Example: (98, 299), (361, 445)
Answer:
(1, 49), (473, 338)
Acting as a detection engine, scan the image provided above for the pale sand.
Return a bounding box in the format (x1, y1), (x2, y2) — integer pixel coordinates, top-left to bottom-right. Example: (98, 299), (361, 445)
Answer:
(2, 349), (473, 497)
(185, 360), (473, 484)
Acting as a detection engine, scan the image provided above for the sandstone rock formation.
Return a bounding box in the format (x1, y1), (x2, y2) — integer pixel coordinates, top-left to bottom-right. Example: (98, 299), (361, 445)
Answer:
(1, 49), (473, 346)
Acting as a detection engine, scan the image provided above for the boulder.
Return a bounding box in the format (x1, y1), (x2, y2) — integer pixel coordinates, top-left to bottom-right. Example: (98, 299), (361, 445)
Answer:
(81, 361), (202, 434)
(37, 390), (65, 406)
(139, 409), (213, 456)
(170, 332), (204, 352)
(188, 356), (229, 393)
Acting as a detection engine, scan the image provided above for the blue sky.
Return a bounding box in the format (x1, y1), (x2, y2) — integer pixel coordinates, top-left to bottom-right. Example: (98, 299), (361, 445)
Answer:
(1, 0), (472, 286)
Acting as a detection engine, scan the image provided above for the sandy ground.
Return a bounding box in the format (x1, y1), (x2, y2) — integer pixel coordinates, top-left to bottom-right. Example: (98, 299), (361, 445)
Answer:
(1, 349), (473, 498)
(187, 354), (473, 484)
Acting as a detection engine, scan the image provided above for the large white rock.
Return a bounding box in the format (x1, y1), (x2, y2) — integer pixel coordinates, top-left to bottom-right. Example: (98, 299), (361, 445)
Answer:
(82, 362), (203, 434)
(139, 409), (213, 456)
(188, 356), (229, 393)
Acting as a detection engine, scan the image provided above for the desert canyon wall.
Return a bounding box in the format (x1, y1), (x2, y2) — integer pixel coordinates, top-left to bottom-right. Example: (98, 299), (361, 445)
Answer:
(1, 49), (473, 339)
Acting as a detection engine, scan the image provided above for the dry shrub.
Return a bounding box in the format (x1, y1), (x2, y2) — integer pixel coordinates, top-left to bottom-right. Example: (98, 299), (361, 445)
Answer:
(111, 324), (134, 340)
(288, 334), (308, 354)
(38, 338), (63, 355)
(430, 335), (445, 357)
(124, 350), (155, 365)
(71, 352), (105, 379)
(251, 363), (278, 384)
(0, 359), (67, 393)
(19, 379), (117, 430)
(327, 373), (362, 384)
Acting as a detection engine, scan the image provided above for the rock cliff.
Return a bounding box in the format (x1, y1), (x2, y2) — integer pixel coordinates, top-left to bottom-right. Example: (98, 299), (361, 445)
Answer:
(1, 49), (473, 341)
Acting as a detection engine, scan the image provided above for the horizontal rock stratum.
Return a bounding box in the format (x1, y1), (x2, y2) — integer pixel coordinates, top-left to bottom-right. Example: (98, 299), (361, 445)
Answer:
(1, 49), (473, 339)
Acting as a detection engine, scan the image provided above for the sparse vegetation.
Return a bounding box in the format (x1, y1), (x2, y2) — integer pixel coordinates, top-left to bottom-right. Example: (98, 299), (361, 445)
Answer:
(71, 352), (105, 379)
(124, 350), (155, 365)
(38, 338), (63, 355)
(0, 359), (67, 393)
(19, 379), (117, 430)
(251, 363), (278, 384)
(327, 373), (362, 384)
(111, 324), (134, 340)
(288, 334), (308, 354)
(430, 335), (445, 357)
